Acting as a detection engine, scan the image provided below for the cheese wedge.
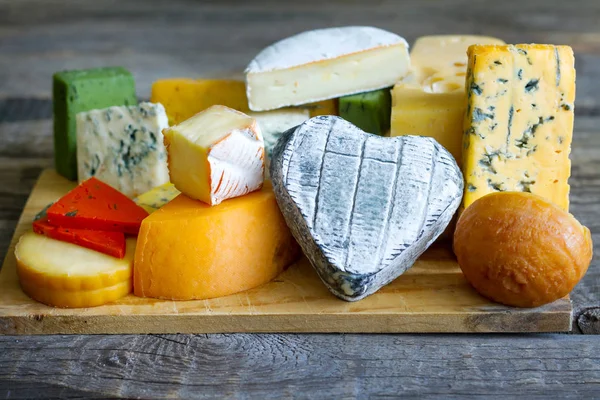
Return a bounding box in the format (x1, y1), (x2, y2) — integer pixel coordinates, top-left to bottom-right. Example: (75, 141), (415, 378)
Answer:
(163, 105), (265, 206)
(76, 102), (170, 198)
(134, 183), (181, 214)
(134, 183), (300, 300)
(462, 44), (575, 211)
(15, 232), (135, 307)
(245, 26), (410, 111)
(247, 109), (309, 159)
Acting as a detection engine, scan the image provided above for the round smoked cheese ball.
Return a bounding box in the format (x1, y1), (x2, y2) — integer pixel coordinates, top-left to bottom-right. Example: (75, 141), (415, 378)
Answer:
(453, 192), (593, 308)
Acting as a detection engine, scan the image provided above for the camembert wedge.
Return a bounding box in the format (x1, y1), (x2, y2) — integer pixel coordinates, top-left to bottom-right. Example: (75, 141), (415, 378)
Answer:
(163, 105), (265, 206)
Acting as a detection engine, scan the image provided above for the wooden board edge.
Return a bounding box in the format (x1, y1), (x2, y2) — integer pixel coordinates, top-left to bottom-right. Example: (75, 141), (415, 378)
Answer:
(0, 308), (573, 335)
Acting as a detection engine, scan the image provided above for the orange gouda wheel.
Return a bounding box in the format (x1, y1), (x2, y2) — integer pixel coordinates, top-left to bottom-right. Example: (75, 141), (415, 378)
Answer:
(134, 182), (300, 300)
(454, 192), (593, 308)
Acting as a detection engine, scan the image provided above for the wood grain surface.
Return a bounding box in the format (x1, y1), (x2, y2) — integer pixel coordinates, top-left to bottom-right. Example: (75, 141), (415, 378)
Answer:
(0, 0), (599, 397)
(0, 170), (572, 334)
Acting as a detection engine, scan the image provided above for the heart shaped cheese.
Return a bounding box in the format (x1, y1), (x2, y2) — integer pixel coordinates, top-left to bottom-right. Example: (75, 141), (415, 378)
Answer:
(270, 116), (463, 301)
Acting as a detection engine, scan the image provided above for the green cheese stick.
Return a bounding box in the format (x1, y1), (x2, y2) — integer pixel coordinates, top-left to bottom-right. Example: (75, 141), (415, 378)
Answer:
(338, 88), (392, 136)
(53, 67), (137, 181)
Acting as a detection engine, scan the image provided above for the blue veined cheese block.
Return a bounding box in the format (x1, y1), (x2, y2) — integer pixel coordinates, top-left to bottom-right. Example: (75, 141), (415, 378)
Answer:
(76, 102), (170, 198)
(270, 116), (463, 301)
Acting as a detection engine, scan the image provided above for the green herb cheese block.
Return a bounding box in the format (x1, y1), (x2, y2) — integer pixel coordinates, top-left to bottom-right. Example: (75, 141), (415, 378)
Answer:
(53, 67), (137, 180)
(338, 88), (392, 136)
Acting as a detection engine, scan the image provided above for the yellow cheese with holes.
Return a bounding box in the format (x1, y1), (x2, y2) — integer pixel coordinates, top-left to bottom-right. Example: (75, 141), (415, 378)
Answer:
(462, 44), (575, 212)
(391, 35), (505, 163)
(410, 35), (506, 84)
(163, 105), (265, 206)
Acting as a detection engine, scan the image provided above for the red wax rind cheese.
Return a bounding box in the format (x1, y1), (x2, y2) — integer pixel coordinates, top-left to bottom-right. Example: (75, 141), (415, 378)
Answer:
(47, 177), (149, 234)
(33, 217), (126, 258)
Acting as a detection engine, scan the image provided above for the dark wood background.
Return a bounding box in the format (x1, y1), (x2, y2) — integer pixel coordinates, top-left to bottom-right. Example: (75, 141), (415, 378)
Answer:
(0, 0), (598, 398)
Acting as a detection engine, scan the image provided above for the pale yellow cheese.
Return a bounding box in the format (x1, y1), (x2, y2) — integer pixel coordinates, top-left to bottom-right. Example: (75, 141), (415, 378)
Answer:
(391, 85), (465, 161)
(410, 35), (506, 84)
(163, 105), (265, 206)
(391, 35), (505, 163)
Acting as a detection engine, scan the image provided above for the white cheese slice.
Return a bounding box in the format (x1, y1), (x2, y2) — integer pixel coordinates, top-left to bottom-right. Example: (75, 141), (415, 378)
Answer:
(249, 108), (310, 179)
(245, 26), (410, 111)
(163, 105), (265, 206)
(248, 109), (310, 158)
(270, 116), (463, 301)
(76, 102), (170, 198)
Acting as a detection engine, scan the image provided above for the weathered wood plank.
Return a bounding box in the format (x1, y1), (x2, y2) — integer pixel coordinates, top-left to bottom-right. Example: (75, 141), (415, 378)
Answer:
(0, 334), (599, 398)
(1, 0), (600, 109)
(0, 0), (599, 396)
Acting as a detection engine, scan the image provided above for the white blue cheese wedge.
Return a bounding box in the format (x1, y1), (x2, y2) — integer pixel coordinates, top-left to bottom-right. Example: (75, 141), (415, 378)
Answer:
(76, 102), (170, 198)
(270, 116), (463, 301)
(248, 108), (310, 176)
(245, 26), (410, 111)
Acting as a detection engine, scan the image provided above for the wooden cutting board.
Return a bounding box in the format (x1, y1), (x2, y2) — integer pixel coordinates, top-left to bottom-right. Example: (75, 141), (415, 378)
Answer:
(0, 169), (572, 334)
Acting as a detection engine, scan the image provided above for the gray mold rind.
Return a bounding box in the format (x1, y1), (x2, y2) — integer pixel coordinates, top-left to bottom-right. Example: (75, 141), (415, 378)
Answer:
(270, 116), (463, 301)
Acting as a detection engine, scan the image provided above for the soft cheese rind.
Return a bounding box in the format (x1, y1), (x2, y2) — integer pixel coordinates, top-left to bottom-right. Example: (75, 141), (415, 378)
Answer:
(246, 26), (410, 111)
(270, 116), (463, 301)
(163, 105), (265, 206)
(76, 102), (170, 198)
(246, 26), (408, 73)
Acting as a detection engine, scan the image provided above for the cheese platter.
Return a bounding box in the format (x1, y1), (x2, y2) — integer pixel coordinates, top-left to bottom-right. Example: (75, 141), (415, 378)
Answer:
(0, 28), (592, 334)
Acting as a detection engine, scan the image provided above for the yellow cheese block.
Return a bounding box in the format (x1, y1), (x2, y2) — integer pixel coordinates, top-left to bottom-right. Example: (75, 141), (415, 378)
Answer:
(391, 85), (465, 161)
(462, 44), (575, 212)
(163, 105), (265, 206)
(151, 79), (249, 125)
(308, 99), (338, 117)
(134, 183), (180, 214)
(134, 182), (300, 300)
(391, 35), (505, 163)
(151, 78), (338, 126)
(15, 232), (135, 307)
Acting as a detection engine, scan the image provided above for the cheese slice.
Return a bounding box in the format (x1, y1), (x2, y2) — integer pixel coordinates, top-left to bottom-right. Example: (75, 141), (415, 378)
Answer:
(134, 183), (300, 300)
(76, 102), (170, 198)
(410, 35), (506, 84)
(163, 105), (265, 206)
(15, 232), (135, 307)
(246, 26), (410, 111)
(248, 109), (309, 159)
(462, 44), (575, 211)
(134, 183), (181, 214)
(391, 35), (505, 163)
